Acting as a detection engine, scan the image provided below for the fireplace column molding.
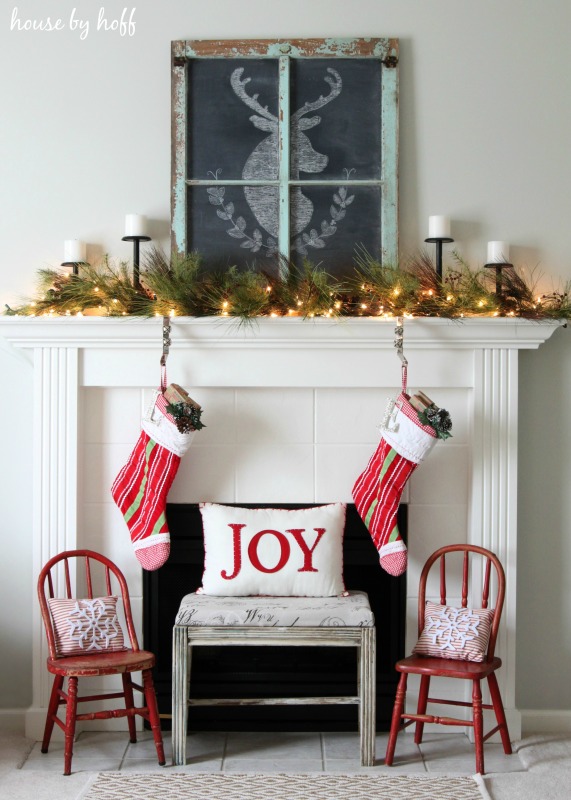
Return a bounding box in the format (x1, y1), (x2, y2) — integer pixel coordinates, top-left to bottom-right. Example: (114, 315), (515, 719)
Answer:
(32, 346), (80, 732)
(471, 347), (519, 734)
(0, 316), (561, 740)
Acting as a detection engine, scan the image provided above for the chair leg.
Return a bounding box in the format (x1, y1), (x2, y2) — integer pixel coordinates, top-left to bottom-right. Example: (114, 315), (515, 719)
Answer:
(414, 674), (431, 744)
(385, 672), (407, 766)
(63, 676), (78, 776)
(487, 672), (512, 754)
(358, 627), (376, 766)
(41, 674), (64, 753)
(172, 625), (190, 767)
(472, 679), (484, 774)
(122, 673), (138, 744)
(142, 668), (166, 766)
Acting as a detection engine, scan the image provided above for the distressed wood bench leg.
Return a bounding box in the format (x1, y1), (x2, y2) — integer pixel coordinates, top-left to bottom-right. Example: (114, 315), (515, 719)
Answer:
(359, 627), (376, 766)
(172, 625), (190, 766)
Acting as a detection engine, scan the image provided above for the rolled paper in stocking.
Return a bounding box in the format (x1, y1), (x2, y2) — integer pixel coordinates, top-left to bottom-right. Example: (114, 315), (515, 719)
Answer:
(353, 392), (451, 576)
(111, 386), (203, 571)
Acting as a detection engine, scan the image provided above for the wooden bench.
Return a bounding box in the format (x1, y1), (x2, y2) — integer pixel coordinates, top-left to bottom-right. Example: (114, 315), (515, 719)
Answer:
(172, 590), (376, 766)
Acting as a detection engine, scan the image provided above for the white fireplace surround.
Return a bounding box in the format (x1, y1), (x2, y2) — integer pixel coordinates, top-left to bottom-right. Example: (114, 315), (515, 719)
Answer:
(0, 316), (561, 740)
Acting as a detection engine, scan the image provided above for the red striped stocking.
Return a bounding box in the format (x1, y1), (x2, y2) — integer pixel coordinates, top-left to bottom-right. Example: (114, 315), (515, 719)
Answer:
(352, 392), (438, 576)
(111, 391), (196, 571)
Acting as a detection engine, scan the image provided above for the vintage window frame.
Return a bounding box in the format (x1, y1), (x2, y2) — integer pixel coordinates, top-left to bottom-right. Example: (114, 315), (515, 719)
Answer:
(171, 38), (399, 274)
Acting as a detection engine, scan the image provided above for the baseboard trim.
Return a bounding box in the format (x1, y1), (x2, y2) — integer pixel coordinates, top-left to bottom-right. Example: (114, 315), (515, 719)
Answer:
(16, 705), (570, 738)
(521, 709), (571, 734)
(0, 709), (26, 733)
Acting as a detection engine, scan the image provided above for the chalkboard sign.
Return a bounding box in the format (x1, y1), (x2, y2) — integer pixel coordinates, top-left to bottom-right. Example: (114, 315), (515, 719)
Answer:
(172, 39), (399, 275)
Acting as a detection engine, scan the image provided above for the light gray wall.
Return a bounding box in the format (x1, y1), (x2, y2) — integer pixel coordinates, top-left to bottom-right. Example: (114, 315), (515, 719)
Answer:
(1, 0), (570, 715)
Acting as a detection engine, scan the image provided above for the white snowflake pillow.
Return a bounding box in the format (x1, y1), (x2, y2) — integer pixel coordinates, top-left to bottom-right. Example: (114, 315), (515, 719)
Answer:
(412, 601), (494, 662)
(48, 596), (127, 657)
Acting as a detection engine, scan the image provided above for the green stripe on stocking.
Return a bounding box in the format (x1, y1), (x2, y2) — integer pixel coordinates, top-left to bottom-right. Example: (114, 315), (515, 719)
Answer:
(388, 525), (400, 542)
(364, 498), (377, 529)
(124, 438), (155, 524)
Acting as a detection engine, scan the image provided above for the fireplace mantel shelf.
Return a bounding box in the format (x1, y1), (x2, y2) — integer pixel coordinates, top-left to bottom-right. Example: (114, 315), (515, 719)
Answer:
(0, 315), (564, 351)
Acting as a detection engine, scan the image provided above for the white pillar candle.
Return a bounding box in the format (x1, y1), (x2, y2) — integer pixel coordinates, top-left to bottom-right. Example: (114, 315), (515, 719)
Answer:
(64, 239), (86, 263)
(124, 214), (147, 237)
(428, 215), (451, 239)
(487, 241), (510, 263)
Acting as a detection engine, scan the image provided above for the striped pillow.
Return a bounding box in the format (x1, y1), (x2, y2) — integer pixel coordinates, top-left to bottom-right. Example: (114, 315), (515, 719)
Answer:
(412, 601), (494, 662)
(48, 596), (127, 657)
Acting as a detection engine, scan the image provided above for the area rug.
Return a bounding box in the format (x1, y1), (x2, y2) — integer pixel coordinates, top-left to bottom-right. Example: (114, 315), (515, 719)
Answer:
(83, 771), (489, 800)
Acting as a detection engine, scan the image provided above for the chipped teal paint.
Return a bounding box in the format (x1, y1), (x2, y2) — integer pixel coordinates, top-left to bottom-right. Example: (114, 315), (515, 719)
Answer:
(171, 56), (187, 255)
(278, 56), (290, 279)
(171, 39), (399, 267)
(381, 47), (399, 265)
(178, 39), (393, 59)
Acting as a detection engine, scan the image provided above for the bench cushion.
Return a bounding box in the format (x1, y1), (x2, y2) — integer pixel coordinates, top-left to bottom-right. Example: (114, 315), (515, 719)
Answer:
(175, 590), (374, 628)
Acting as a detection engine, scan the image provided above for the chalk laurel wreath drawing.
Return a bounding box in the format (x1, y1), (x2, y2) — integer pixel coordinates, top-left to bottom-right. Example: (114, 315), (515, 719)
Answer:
(207, 66), (355, 257)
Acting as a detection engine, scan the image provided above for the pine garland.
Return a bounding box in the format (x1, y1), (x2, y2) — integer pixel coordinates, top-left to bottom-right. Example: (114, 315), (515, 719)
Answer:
(5, 248), (571, 321)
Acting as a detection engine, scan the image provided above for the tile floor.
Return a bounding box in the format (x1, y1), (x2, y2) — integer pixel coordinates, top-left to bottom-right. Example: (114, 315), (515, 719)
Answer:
(20, 729), (525, 775)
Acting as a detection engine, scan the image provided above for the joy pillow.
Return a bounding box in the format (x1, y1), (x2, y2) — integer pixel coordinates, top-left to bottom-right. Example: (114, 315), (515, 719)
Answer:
(199, 502), (347, 597)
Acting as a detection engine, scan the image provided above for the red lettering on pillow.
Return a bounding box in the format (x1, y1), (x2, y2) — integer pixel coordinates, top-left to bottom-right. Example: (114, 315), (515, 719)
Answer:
(220, 524), (328, 580)
(287, 528), (326, 572)
(248, 529), (291, 573)
(221, 523), (245, 580)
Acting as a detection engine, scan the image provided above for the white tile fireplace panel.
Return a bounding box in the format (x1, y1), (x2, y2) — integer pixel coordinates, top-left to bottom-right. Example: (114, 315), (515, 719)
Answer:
(315, 387), (392, 444)
(81, 442), (136, 504)
(407, 504), (469, 588)
(234, 443), (316, 503)
(168, 444), (239, 503)
(82, 387), (143, 444)
(235, 388), (315, 444)
(408, 445), (470, 506)
(314, 444), (379, 502)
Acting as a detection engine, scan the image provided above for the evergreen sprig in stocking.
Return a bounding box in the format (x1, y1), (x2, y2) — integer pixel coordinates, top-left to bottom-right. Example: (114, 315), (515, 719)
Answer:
(111, 384), (203, 571)
(352, 388), (452, 577)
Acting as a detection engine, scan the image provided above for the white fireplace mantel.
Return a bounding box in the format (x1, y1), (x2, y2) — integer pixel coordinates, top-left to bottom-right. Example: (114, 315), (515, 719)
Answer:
(0, 316), (562, 740)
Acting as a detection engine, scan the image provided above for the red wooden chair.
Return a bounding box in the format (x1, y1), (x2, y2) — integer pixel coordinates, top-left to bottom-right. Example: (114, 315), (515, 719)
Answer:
(385, 544), (512, 774)
(38, 549), (165, 775)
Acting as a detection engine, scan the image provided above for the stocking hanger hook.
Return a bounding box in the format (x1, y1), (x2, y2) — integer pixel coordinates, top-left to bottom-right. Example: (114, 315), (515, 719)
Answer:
(160, 316), (171, 391)
(394, 316), (408, 392)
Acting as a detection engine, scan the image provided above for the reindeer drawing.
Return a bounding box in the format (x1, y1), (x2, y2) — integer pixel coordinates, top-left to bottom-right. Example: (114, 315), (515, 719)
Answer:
(230, 66), (343, 239)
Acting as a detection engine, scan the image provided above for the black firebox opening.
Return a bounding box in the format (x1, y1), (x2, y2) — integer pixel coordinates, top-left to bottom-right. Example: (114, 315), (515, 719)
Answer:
(143, 503), (406, 732)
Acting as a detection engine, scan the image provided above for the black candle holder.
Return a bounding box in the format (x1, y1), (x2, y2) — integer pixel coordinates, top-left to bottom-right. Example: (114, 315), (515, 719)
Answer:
(424, 237), (454, 279)
(122, 235), (151, 288)
(61, 261), (87, 276)
(484, 261), (513, 296)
